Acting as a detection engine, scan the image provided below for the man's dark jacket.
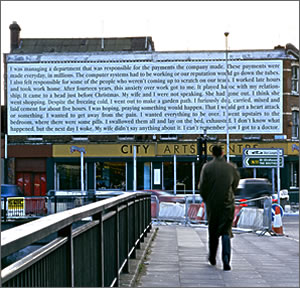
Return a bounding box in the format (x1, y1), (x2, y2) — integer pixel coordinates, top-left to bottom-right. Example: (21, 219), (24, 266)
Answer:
(199, 156), (240, 237)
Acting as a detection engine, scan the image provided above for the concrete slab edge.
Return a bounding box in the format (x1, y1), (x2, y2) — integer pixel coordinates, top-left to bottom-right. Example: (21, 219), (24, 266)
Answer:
(120, 227), (158, 287)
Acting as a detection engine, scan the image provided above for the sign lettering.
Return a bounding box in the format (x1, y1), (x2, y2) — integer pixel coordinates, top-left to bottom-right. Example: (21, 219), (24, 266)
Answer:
(7, 55), (282, 135)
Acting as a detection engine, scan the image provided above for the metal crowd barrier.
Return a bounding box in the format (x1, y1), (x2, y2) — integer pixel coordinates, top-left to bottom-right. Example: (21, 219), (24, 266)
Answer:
(1, 192), (152, 287)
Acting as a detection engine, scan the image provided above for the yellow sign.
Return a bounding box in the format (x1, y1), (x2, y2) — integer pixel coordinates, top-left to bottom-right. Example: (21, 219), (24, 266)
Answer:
(53, 143), (197, 157)
(8, 197), (25, 210)
(7, 197), (25, 218)
(53, 142), (299, 157)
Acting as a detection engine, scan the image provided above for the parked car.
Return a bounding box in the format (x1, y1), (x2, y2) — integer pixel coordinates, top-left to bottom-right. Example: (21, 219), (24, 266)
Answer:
(235, 178), (273, 208)
(145, 190), (185, 203)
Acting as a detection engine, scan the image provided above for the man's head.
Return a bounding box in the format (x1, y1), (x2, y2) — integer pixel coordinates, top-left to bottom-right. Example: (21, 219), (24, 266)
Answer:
(212, 145), (223, 158)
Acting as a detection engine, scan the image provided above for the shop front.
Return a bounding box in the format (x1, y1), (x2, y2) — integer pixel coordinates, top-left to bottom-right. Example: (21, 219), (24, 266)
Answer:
(49, 143), (199, 193)
(48, 142), (299, 194)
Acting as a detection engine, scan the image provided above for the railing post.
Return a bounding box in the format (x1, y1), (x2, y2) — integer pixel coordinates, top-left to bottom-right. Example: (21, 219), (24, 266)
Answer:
(115, 205), (120, 287)
(136, 199), (141, 249)
(54, 196), (57, 213)
(123, 201), (130, 273)
(140, 197), (144, 241)
(58, 225), (74, 287)
(93, 212), (104, 287)
(148, 196), (152, 230)
(130, 198), (137, 259)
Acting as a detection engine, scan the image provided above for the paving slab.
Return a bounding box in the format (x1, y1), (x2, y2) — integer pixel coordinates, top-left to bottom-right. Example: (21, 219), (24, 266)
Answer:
(136, 224), (299, 287)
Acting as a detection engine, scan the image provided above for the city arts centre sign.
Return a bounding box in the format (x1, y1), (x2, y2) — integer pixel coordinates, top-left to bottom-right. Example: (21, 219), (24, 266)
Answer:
(52, 142), (298, 158)
(6, 51), (282, 135)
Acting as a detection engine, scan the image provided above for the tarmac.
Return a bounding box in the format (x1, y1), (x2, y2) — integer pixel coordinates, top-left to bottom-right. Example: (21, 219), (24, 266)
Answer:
(134, 219), (299, 287)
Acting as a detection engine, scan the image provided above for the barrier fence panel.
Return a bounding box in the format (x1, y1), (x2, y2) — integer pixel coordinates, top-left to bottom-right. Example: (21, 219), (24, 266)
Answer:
(152, 194), (275, 234)
(1, 196), (48, 221)
(1, 192), (151, 287)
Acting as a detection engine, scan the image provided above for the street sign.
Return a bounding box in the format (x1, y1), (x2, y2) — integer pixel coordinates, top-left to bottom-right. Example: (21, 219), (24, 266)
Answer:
(243, 157), (284, 168)
(243, 149), (284, 156)
(243, 148), (284, 168)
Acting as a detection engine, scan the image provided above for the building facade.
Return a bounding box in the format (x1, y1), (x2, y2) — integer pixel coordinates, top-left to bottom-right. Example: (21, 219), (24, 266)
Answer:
(1, 22), (299, 197)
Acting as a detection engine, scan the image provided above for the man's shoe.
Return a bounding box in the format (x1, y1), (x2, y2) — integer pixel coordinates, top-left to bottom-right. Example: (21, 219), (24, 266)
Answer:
(223, 264), (231, 271)
(208, 256), (216, 266)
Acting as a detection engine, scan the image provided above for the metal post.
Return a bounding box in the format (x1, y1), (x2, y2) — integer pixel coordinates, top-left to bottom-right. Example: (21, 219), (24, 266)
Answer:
(133, 146), (137, 191)
(54, 162), (57, 191)
(70, 146), (86, 194)
(5, 134), (7, 159)
(125, 162), (128, 191)
(85, 161), (87, 193)
(115, 206), (120, 287)
(58, 225), (74, 287)
(225, 32), (230, 163)
(161, 162), (164, 190)
(277, 149), (281, 205)
(81, 151), (84, 194)
(272, 168), (275, 193)
(4, 134), (7, 184)
(174, 154), (177, 195)
(192, 162), (195, 203)
(94, 162), (97, 191)
(150, 162), (153, 190)
(253, 168), (257, 178)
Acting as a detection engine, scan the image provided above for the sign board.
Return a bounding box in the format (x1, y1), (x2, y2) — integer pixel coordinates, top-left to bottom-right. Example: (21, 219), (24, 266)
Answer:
(243, 148), (284, 168)
(243, 149), (284, 156)
(243, 157), (283, 167)
(7, 197), (25, 217)
(6, 52), (283, 135)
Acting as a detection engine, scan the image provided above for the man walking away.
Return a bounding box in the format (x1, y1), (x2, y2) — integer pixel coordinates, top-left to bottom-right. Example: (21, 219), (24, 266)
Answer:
(198, 145), (240, 271)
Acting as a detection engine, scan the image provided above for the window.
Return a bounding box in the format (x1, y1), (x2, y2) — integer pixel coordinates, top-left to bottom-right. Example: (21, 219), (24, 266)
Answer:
(292, 110), (299, 139)
(17, 172), (47, 196)
(137, 162), (151, 190)
(162, 162), (174, 191)
(56, 164), (81, 191)
(291, 65), (299, 94)
(162, 161), (194, 193)
(96, 162), (125, 190)
(176, 162), (193, 192)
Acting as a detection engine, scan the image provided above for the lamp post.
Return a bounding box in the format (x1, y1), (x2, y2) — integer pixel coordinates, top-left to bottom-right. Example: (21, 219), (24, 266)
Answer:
(224, 32), (230, 162)
(70, 146), (86, 194)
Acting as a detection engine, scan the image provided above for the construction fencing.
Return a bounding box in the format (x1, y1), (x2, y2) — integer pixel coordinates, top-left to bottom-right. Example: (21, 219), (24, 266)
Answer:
(151, 195), (275, 233)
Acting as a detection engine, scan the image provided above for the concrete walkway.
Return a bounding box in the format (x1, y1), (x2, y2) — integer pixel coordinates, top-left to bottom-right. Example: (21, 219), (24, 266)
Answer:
(137, 224), (299, 287)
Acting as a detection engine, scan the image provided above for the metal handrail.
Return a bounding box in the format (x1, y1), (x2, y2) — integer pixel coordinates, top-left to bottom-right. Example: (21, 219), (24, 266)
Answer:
(1, 191), (152, 287)
(1, 192), (146, 257)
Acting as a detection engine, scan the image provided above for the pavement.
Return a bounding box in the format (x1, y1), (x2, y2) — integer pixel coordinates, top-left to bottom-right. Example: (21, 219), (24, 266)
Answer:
(136, 217), (299, 287)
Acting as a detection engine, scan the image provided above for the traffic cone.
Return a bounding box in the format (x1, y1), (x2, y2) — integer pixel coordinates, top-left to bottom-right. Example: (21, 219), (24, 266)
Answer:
(272, 205), (284, 235)
(196, 202), (205, 222)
